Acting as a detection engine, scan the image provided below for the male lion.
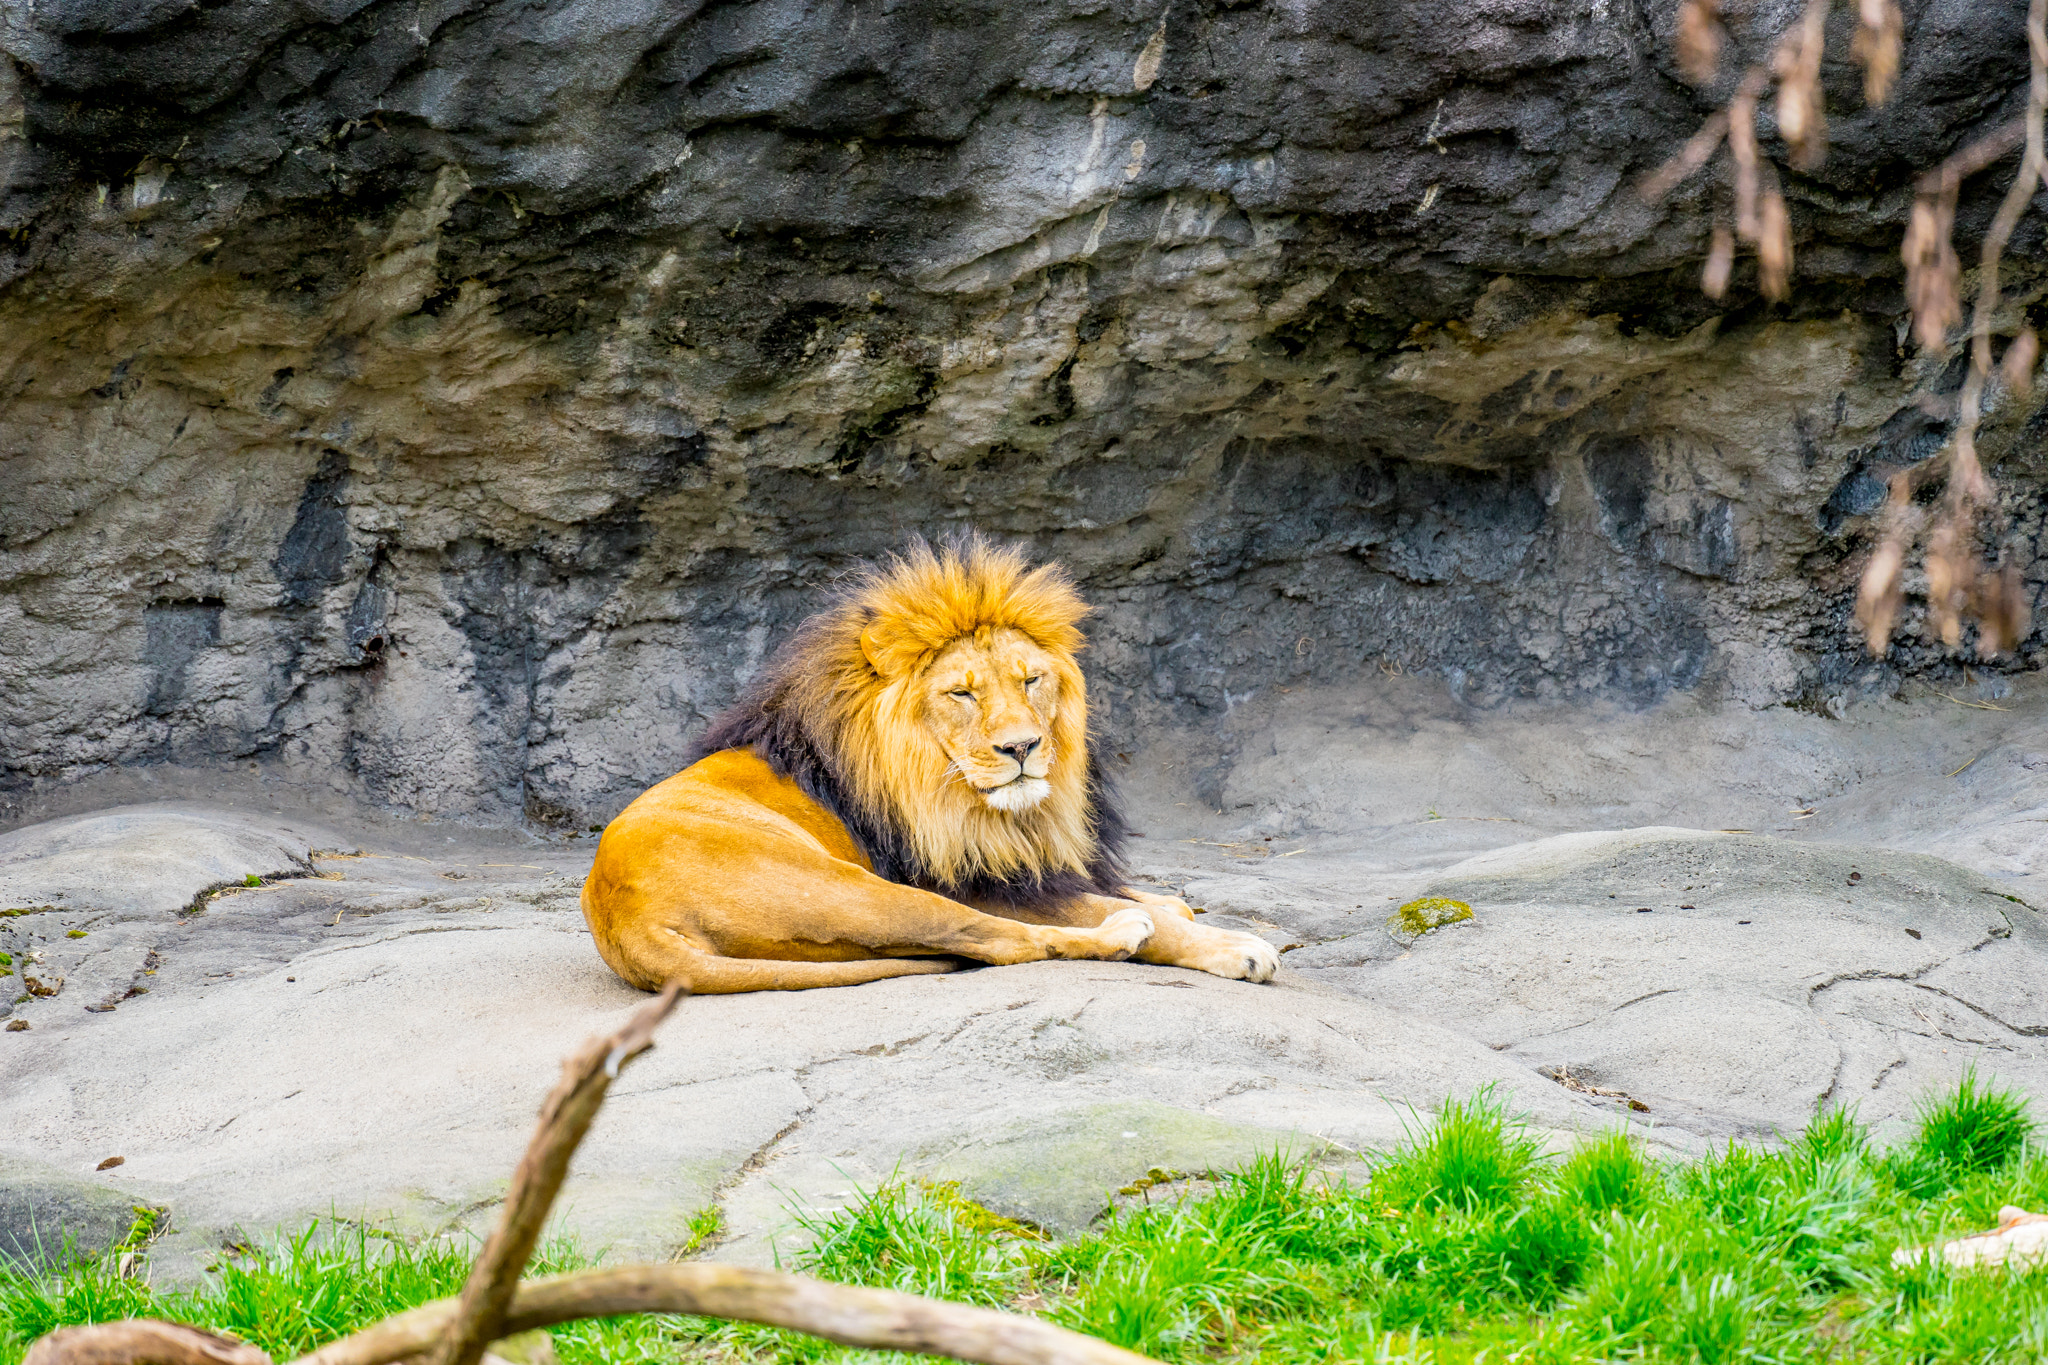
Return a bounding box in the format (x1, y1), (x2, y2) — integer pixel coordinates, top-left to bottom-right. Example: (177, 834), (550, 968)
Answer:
(581, 536), (1280, 993)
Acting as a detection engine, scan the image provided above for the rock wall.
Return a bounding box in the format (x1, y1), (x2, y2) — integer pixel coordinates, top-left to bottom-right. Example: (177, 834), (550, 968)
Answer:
(2, 0), (2045, 826)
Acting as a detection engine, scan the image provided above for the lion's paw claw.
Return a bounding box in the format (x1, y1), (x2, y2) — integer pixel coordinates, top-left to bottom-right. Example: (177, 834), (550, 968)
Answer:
(1199, 930), (1278, 983)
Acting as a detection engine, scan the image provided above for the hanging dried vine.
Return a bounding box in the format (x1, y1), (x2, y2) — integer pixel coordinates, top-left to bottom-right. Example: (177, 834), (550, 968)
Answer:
(1645, 0), (2043, 659)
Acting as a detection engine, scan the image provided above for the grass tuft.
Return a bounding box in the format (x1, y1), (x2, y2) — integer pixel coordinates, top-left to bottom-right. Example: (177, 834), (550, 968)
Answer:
(676, 1207), (723, 1258)
(1556, 1130), (1656, 1216)
(1374, 1088), (1542, 1213)
(788, 1178), (1033, 1306)
(0, 1222), (478, 1362)
(1890, 1065), (2037, 1196)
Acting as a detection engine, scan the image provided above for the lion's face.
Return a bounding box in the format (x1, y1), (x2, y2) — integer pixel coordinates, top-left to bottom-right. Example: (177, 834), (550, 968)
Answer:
(922, 628), (1065, 813)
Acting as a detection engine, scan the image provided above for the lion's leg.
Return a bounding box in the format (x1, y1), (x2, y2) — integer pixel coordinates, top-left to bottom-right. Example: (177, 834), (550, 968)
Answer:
(1072, 892), (1279, 983)
(589, 842), (1158, 994)
(610, 934), (966, 995)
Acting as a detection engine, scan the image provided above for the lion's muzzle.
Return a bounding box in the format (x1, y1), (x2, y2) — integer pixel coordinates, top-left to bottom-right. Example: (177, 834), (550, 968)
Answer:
(981, 775), (1052, 812)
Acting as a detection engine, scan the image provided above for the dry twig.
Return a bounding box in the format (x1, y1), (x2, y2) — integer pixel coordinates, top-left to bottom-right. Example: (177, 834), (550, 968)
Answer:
(1773, 0), (1831, 171)
(426, 982), (686, 1365)
(1853, 0), (1904, 104)
(1901, 120), (2025, 354)
(1639, 110), (1729, 203)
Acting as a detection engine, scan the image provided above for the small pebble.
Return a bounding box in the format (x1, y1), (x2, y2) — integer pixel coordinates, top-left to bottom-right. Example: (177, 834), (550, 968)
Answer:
(1906, 928), (1922, 940)
(95, 1155), (124, 1171)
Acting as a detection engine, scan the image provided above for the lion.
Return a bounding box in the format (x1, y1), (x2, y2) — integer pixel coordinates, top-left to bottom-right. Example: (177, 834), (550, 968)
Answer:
(581, 536), (1281, 993)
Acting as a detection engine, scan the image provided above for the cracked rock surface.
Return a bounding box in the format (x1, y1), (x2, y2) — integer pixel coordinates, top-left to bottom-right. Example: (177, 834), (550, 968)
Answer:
(1278, 830), (2047, 1132)
(6, 678), (2048, 1279)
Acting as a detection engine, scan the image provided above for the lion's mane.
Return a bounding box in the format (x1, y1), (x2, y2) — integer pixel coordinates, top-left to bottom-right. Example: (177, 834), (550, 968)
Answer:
(685, 535), (1129, 909)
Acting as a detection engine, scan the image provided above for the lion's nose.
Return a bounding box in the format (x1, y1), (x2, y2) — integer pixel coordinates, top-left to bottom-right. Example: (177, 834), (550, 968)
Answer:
(993, 736), (1041, 766)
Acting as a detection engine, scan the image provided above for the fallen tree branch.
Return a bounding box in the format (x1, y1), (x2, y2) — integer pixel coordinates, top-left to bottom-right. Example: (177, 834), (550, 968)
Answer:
(295, 1264), (1157, 1365)
(426, 982), (686, 1365)
(25, 1322), (272, 1365)
(34, 1266), (1158, 1365)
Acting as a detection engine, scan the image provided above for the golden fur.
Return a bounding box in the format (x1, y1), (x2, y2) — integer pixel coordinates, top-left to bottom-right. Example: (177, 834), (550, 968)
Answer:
(778, 537), (1097, 888)
(581, 536), (1280, 994)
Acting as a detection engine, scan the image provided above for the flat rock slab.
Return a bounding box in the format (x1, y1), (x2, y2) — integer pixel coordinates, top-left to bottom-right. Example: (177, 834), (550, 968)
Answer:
(3, 806), (2046, 1282)
(0, 806), (345, 920)
(1213, 828), (2048, 1139)
(0, 1154), (166, 1273)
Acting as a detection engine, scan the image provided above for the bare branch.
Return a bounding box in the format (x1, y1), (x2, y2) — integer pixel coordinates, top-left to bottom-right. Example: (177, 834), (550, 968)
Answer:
(1854, 472), (1919, 654)
(1916, 119), (2028, 196)
(30, 1268), (1164, 1365)
(26, 1324), (271, 1365)
(1925, 518), (1969, 648)
(1861, 0), (2047, 656)
(1758, 181), (1793, 301)
(1974, 562), (2033, 657)
(1952, 1), (2048, 469)
(2002, 327), (2039, 398)
(23, 983), (1170, 1365)
(294, 1266), (1160, 1365)
(1702, 225), (1735, 298)
(1903, 194), (1961, 352)
(425, 984), (686, 1365)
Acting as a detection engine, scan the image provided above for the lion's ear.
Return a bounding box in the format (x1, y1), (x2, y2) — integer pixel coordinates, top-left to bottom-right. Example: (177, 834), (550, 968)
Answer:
(860, 623), (915, 679)
(859, 625), (889, 675)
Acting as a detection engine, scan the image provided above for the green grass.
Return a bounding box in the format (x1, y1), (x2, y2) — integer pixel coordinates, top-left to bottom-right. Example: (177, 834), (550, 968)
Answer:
(5, 1076), (2046, 1365)
(0, 1223), (479, 1360)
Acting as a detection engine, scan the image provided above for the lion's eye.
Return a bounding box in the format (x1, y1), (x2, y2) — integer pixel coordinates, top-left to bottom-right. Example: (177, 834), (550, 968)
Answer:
(948, 689), (973, 700)
(1024, 675), (1042, 686)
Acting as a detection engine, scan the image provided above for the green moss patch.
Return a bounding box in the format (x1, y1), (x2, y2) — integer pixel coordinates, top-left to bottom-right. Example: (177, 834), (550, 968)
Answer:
(1388, 896), (1473, 941)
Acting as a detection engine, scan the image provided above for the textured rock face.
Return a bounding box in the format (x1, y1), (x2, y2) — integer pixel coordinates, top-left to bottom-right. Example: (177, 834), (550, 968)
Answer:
(2, 0), (2045, 824)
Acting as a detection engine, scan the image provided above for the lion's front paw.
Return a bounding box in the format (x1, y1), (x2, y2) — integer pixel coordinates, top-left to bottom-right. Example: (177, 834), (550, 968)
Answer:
(1186, 927), (1280, 983)
(1094, 906), (1156, 961)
